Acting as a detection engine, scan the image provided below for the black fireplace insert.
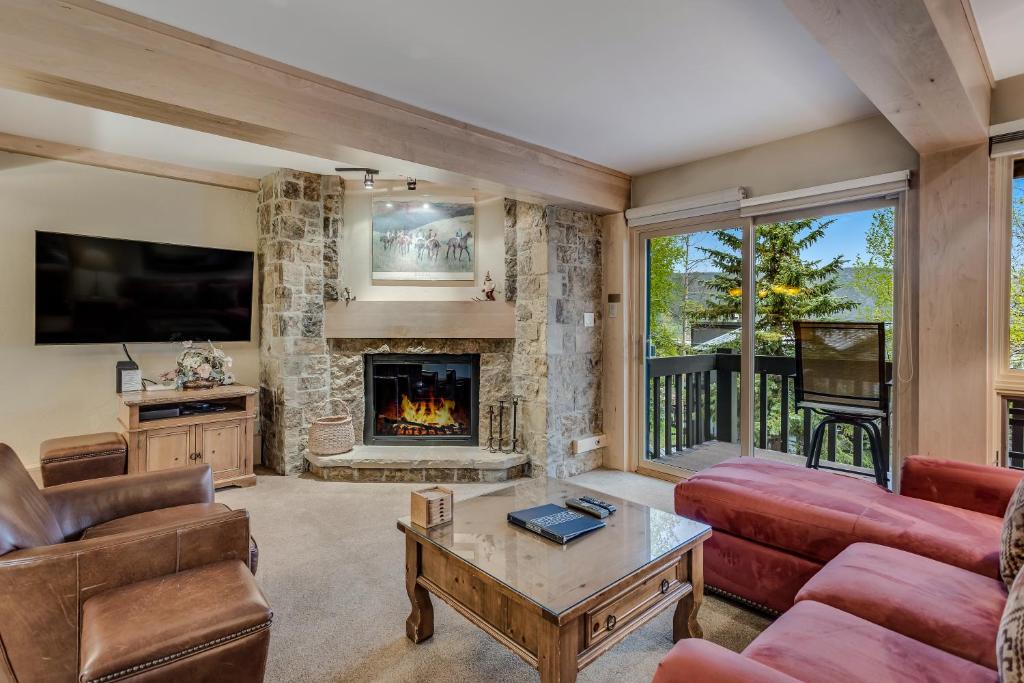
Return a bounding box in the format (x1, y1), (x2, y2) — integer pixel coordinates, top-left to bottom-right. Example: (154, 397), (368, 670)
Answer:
(364, 353), (479, 446)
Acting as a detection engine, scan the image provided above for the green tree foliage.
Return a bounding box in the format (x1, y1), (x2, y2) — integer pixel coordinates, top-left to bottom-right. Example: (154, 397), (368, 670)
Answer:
(1009, 180), (1024, 368)
(647, 236), (685, 357)
(851, 209), (895, 323)
(699, 219), (857, 354)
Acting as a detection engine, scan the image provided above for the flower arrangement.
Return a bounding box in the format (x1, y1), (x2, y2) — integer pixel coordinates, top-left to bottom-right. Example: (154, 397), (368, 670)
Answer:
(160, 340), (235, 390)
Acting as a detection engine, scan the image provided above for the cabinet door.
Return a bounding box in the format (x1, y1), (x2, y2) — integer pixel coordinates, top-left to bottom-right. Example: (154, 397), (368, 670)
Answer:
(142, 425), (194, 472)
(197, 421), (244, 482)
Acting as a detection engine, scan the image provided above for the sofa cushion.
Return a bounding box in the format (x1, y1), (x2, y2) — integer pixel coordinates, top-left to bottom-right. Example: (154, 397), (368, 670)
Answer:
(999, 568), (1024, 683)
(744, 601), (997, 683)
(1002, 478), (1024, 587)
(675, 457), (1001, 577)
(795, 542), (1005, 668)
(0, 443), (63, 555)
(81, 503), (231, 539)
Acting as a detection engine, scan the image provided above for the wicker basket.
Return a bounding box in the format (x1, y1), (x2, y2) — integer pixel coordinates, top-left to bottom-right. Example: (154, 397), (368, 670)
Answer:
(309, 404), (355, 455)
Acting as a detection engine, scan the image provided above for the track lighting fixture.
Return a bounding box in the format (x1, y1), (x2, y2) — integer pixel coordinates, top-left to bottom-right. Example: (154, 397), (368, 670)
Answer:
(334, 167), (379, 190)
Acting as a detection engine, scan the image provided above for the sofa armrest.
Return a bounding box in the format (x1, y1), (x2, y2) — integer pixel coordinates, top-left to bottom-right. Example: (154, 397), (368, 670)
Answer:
(900, 455), (1024, 517)
(652, 640), (802, 683)
(0, 508), (248, 683)
(41, 465), (215, 539)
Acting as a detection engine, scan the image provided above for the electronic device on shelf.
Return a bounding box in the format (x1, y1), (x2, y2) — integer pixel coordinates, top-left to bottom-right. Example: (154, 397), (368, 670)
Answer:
(139, 406), (182, 421)
(181, 402), (229, 415)
(565, 498), (610, 518)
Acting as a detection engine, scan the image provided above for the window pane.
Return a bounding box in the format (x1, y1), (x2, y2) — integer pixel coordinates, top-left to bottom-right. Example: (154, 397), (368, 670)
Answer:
(753, 208), (894, 478)
(1010, 159), (1024, 369)
(644, 228), (742, 472)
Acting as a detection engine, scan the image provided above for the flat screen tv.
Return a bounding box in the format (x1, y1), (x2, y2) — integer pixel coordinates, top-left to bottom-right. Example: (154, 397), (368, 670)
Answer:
(35, 231), (254, 345)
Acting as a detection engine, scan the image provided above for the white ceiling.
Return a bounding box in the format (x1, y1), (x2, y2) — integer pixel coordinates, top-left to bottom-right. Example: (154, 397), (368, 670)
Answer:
(970, 0), (1024, 81)
(98, 0), (878, 176)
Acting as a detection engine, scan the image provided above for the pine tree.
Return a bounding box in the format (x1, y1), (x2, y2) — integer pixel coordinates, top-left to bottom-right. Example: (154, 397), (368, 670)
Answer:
(699, 219), (857, 354)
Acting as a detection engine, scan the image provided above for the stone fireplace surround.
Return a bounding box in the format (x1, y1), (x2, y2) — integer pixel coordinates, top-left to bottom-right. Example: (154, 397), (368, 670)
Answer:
(258, 169), (605, 481)
(304, 338), (528, 483)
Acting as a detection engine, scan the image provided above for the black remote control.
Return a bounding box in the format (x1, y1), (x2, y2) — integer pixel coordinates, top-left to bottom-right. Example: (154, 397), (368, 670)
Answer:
(580, 496), (617, 514)
(566, 498), (609, 518)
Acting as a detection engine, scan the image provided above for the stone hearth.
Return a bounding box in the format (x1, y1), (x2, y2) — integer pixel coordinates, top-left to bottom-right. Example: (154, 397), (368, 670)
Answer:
(306, 445), (528, 483)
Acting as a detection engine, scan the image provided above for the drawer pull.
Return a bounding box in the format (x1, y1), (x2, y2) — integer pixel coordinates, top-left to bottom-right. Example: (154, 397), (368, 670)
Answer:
(605, 615), (617, 632)
(660, 579), (670, 594)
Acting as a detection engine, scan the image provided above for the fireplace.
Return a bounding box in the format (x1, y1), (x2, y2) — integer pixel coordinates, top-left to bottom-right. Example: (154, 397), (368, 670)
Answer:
(363, 353), (480, 446)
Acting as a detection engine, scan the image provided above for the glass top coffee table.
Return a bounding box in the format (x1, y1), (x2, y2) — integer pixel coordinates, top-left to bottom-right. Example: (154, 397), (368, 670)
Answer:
(397, 478), (711, 683)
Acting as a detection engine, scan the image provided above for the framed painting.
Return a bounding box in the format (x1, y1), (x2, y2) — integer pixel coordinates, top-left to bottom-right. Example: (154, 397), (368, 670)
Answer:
(371, 198), (475, 281)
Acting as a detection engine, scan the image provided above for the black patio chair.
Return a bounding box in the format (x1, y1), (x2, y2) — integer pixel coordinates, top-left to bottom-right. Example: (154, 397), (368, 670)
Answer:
(793, 321), (889, 487)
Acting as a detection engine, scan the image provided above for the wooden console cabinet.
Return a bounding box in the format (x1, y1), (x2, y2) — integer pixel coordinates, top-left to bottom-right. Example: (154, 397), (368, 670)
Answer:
(118, 385), (257, 488)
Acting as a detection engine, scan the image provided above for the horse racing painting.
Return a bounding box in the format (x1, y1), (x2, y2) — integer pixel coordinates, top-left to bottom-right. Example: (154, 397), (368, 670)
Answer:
(371, 199), (475, 281)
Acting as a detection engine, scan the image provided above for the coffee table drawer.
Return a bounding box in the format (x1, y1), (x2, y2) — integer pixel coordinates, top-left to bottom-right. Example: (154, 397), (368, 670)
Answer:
(584, 561), (681, 647)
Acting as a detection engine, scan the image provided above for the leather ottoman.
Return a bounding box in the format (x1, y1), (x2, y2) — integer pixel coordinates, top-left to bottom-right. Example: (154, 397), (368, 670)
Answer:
(39, 432), (126, 487)
(79, 560), (272, 683)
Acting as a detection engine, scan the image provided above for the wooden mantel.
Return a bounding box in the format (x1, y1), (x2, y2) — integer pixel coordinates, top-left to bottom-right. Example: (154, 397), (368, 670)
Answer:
(324, 300), (515, 339)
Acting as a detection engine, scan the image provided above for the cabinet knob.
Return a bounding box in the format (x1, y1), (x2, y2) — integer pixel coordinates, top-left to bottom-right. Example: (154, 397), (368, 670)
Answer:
(660, 579), (670, 594)
(605, 615), (616, 632)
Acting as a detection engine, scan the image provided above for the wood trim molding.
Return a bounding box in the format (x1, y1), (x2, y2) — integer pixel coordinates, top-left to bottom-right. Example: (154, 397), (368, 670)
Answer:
(323, 300), (515, 339)
(0, 132), (259, 191)
(783, 0), (990, 153)
(0, 0), (629, 213)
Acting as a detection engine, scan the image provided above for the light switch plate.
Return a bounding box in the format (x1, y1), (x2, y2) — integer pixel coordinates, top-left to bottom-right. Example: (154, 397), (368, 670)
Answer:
(584, 312), (595, 327)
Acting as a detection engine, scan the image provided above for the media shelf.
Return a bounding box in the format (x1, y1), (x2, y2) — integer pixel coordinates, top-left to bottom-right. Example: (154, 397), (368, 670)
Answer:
(118, 385), (257, 488)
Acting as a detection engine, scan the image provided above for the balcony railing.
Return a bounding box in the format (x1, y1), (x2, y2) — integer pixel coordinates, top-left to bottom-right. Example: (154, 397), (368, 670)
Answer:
(646, 351), (891, 472)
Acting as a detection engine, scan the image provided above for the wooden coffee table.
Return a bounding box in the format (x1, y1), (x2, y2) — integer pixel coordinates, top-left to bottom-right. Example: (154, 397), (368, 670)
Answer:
(397, 478), (711, 682)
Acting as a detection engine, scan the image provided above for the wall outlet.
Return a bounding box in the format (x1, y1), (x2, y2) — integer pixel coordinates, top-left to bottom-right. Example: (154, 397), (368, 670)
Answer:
(584, 312), (595, 327)
(572, 434), (607, 455)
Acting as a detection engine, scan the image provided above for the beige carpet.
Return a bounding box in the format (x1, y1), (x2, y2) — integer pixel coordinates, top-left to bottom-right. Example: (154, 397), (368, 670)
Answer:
(218, 468), (770, 683)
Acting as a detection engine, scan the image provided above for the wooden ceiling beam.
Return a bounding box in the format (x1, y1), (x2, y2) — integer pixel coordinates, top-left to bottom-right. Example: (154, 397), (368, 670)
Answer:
(783, 0), (991, 153)
(0, 132), (259, 192)
(0, 0), (630, 213)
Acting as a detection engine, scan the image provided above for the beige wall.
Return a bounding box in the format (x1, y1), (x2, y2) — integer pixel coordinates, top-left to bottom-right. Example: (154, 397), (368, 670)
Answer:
(341, 189), (505, 301)
(993, 74), (1024, 127)
(631, 115), (919, 206)
(0, 152), (258, 467)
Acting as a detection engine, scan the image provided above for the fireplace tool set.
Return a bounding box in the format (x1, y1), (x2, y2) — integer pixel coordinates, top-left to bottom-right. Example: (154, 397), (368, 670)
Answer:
(485, 396), (523, 453)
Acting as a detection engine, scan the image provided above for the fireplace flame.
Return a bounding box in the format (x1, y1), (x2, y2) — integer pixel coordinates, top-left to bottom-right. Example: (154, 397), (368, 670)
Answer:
(401, 394), (457, 427)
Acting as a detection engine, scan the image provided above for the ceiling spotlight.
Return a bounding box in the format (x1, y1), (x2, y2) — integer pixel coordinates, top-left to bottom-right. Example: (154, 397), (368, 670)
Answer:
(407, 178), (417, 191)
(385, 202), (393, 208)
(334, 167), (380, 190)
(422, 202), (430, 209)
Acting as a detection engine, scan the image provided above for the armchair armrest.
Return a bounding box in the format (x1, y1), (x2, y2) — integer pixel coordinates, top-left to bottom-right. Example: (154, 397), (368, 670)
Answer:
(900, 455), (1024, 517)
(0, 508), (248, 683)
(652, 640), (802, 683)
(41, 465), (215, 539)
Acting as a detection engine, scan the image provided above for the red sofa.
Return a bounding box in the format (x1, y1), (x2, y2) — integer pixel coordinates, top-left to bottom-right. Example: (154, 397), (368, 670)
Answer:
(652, 455), (1022, 682)
(673, 455), (1019, 613)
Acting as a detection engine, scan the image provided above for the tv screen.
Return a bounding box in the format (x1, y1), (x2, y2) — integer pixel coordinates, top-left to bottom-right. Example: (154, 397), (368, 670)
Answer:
(35, 231), (254, 345)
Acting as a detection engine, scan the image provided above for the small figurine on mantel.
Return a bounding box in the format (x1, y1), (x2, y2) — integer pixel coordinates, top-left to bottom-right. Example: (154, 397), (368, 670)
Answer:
(481, 271), (497, 301)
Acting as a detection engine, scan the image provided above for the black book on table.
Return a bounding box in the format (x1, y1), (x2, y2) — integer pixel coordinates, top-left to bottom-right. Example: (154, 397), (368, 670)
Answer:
(507, 503), (605, 544)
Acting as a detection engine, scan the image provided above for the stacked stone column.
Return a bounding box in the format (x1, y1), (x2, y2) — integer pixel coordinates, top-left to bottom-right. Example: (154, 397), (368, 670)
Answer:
(257, 169), (343, 474)
(508, 200), (604, 478)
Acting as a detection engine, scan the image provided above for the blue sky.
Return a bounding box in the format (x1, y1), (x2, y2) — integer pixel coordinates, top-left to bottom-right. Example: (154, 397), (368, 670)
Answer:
(676, 208), (880, 273)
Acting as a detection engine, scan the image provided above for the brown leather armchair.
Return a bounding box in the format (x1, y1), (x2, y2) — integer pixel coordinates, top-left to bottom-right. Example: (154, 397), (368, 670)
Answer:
(0, 443), (271, 683)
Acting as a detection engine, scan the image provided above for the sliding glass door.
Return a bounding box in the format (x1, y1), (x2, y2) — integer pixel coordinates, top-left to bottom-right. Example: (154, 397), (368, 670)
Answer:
(641, 223), (748, 474)
(751, 205), (895, 478)
(638, 201), (899, 483)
